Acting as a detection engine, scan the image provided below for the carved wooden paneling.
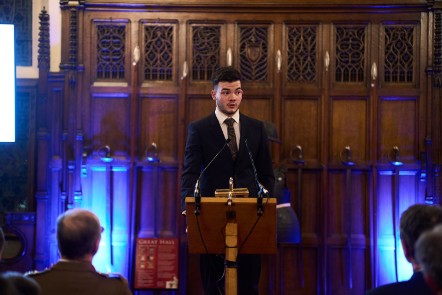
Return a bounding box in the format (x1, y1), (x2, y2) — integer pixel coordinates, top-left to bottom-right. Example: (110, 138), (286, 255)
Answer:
(379, 98), (418, 161)
(142, 22), (176, 81)
(297, 171), (322, 242)
(240, 96), (273, 122)
(187, 96), (215, 123)
(141, 20), (177, 82)
(330, 98), (368, 163)
(278, 246), (319, 295)
(284, 23), (322, 94)
(136, 164), (159, 237)
(326, 170), (369, 294)
(287, 24), (318, 83)
(326, 171), (369, 242)
(382, 24), (417, 85)
(284, 170), (322, 294)
(326, 171), (369, 238)
(238, 23), (271, 82)
(97, 25), (126, 80)
(140, 96), (179, 162)
(327, 248), (367, 294)
(91, 20), (131, 83)
(38, 8), (50, 69)
(136, 163), (179, 237)
(189, 22), (225, 81)
(334, 24), (367, 84)
(282, 97), (321, 162)
(370, 18), (424, 293)
(90, 95), (130, 152)
(156, 165), (179, 236)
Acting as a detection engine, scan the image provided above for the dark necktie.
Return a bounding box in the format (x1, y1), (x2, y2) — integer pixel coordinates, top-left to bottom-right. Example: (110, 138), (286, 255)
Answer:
(224, 118), (238, 160)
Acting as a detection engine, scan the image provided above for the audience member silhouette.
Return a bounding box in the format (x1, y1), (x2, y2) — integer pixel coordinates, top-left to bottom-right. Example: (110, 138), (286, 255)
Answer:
(415, 224), (442, 294)
(27, 208), (132, 295)
(0, 271), (41, 295)
(365, 204), (442, 295)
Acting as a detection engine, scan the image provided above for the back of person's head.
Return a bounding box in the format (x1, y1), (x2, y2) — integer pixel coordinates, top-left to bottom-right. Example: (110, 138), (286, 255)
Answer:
(0, 226), (5, 259)
(400, 204), (442, 260)
(211, 66), (242, 88)
(0, 271), (41, 295)
(415, 224), (442, 291)
(57, 208), (102, 260)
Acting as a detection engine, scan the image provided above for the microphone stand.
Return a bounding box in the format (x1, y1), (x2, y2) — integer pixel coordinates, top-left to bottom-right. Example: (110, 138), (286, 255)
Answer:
(193, 139), (230, 216)
(244, 138), (268, 216)
(256, 182), (269, 216)
(194, 179), (201, 215)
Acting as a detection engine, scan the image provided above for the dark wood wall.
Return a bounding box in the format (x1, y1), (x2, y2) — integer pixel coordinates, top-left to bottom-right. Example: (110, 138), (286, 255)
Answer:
(31, 0), (442, 294)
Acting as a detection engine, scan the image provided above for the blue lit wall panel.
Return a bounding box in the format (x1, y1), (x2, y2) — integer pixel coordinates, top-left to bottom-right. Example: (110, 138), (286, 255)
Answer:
(377, 242), (396, 285)
(137, 164), (158, 238)
(111, 166), (130, 276)
(375, 170), (423, 286)
(82, 162), (131, 277)
(89, 165), (113, 273)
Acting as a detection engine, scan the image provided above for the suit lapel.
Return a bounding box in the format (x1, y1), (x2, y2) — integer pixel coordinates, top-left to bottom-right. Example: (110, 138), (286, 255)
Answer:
(238, 114), (250, 157)
(208, 112), (226, 146)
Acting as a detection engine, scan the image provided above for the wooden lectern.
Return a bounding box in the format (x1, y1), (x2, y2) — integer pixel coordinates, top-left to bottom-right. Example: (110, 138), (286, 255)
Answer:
(185, 196), (276, 295)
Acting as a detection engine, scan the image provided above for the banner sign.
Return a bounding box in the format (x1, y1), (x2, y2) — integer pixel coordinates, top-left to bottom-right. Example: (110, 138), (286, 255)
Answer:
(134, 238), (179, 289)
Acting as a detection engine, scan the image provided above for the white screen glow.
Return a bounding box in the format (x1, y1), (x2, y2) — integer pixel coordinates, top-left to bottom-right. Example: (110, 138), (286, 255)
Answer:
(0, 24), (15, 142)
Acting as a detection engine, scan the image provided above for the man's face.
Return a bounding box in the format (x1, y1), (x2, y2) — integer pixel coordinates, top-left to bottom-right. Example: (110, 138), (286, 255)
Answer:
(211, 80), (243, 116)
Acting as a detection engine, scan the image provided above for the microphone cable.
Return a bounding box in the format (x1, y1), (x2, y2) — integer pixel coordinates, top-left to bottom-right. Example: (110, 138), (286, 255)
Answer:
(237, 195), (271, 254)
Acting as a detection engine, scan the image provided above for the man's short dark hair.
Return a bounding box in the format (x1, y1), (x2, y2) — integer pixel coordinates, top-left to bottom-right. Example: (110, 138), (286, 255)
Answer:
(211, 66), (242, 88)
(57, 209), (101, 260)
(400, 204), (442, 259)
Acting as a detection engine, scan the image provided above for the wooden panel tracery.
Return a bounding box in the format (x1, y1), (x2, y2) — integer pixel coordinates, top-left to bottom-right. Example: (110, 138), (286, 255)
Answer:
(142, 21), (176, 82)
(238, 23), (271, 82)
(287, 24), (318, 83)
(190, 23), (224, 81)
(335, 25), (367, 83)
(92, 20), (131, 83)
(383, 24), (416, 84)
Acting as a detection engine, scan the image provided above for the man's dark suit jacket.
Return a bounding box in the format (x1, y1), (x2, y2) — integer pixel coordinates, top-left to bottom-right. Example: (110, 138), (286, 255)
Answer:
(365, 271), (432, 295)
(181, 112), (275, 294)
(27, 261), (132, 295)
(181, 112), (275, 210)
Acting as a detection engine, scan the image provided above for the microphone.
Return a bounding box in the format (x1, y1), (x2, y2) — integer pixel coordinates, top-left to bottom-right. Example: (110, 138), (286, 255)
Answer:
(194, 139), (230, 215)
(244, 138), (269, 216)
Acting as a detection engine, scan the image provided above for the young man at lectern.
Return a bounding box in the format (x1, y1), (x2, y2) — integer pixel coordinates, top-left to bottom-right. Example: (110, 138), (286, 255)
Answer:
(181, 66), (275, 294)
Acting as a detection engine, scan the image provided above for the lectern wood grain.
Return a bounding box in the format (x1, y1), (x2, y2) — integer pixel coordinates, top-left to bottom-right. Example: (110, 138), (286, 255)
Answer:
(185, 197), (277, 254)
